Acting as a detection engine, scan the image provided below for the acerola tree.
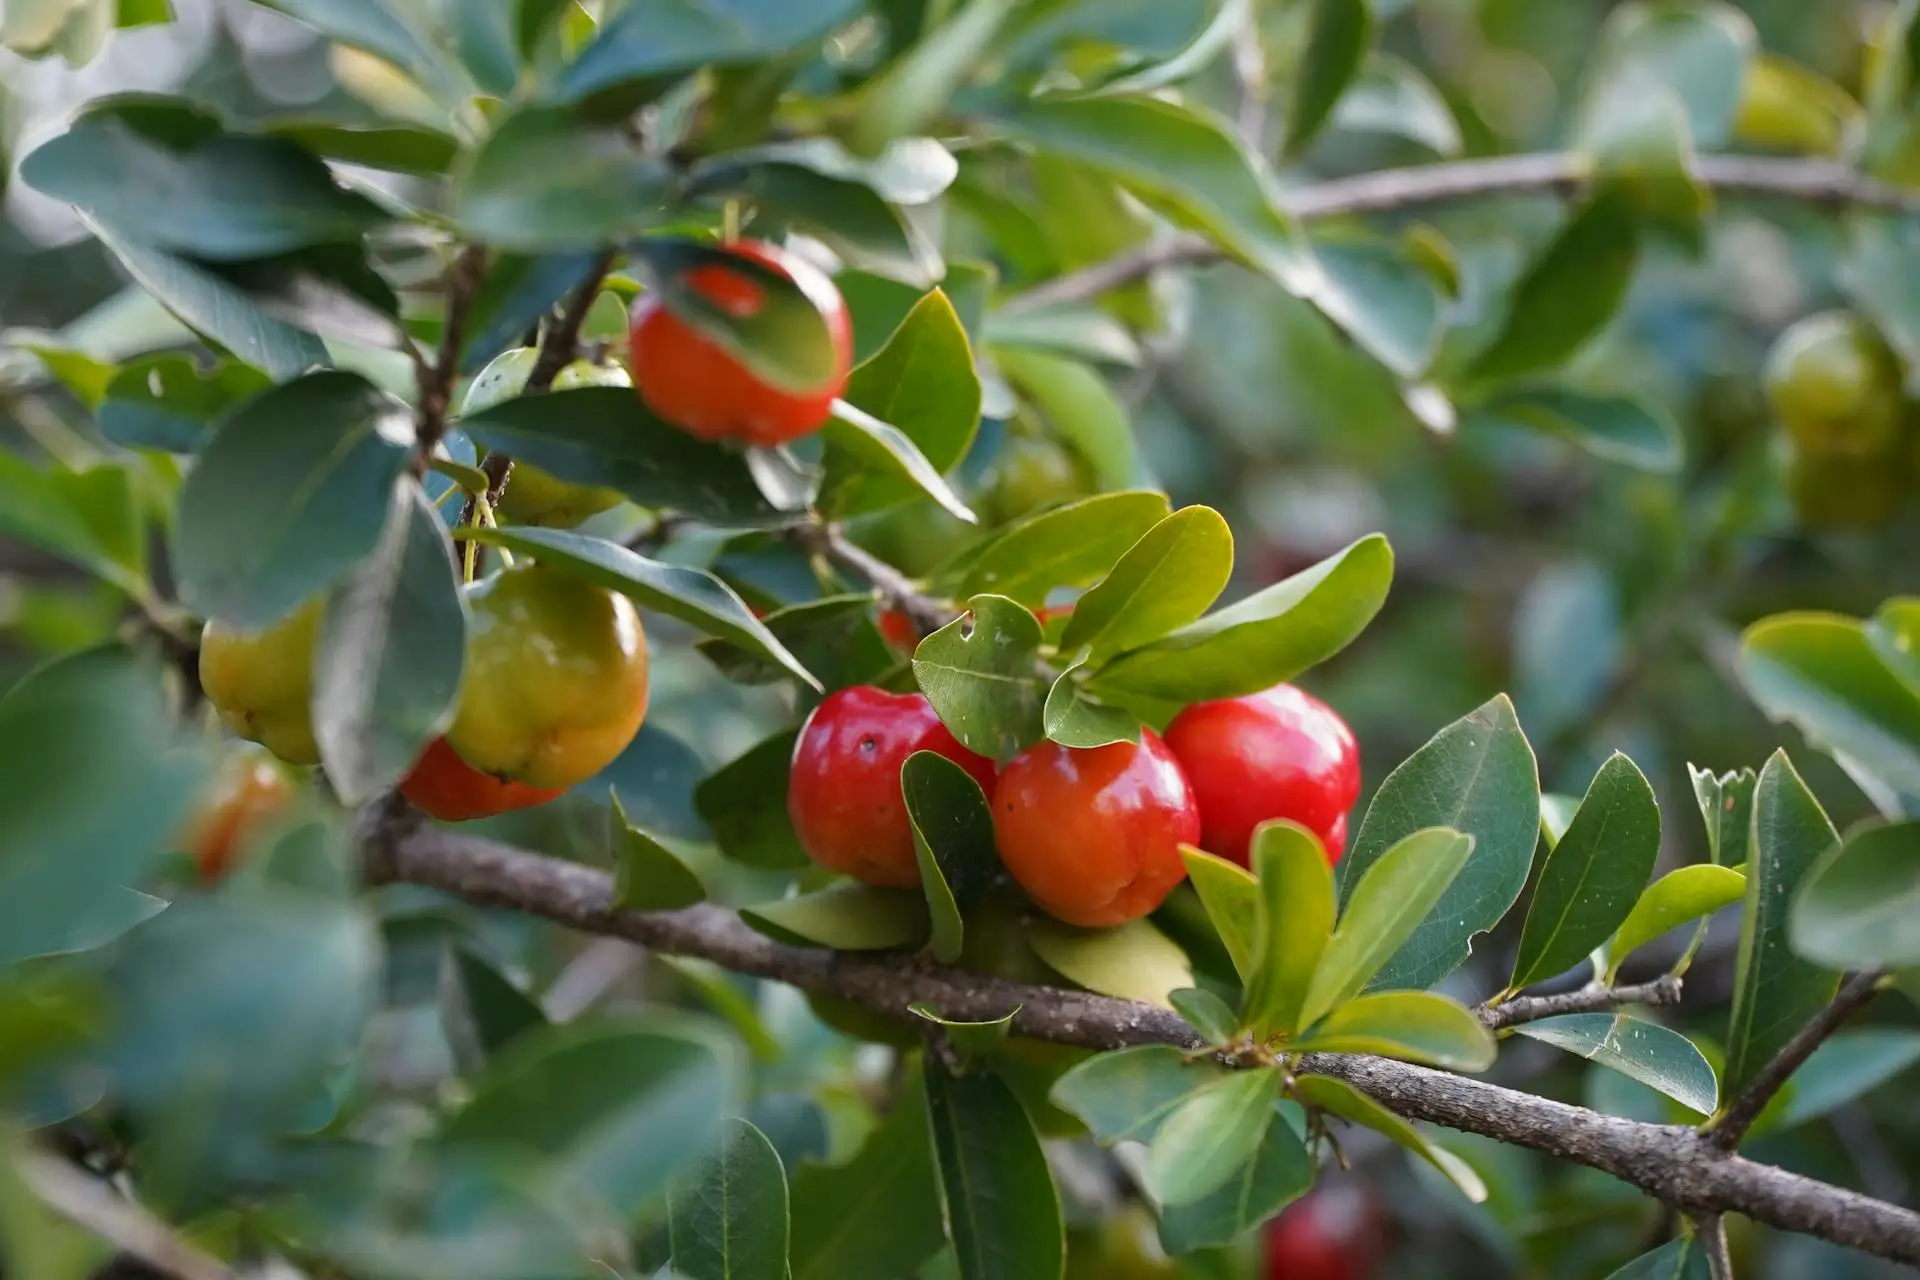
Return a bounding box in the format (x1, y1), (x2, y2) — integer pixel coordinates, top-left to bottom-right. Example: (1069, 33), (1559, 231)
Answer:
(2, 3), (1920, 1280)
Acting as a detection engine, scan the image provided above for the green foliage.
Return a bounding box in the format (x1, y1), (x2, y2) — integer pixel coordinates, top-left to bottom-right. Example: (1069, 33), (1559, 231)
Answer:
(669, 1118), (791, 1280)
(1513, 1015), (1717, 1115)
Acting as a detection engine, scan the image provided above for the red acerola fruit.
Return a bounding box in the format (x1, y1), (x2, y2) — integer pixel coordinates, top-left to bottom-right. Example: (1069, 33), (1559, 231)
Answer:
(788, 686), (998, 888)
(992, 732), (1199, 927)
(627, 239), (853, 447)
(1265, 1183), (1385, 1280)
(399, 737), (566, 823)
(1163, 683), (1360, 866)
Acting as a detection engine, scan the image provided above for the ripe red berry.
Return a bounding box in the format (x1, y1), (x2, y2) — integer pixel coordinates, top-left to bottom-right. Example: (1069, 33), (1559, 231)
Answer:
(876, 607), (919, 654)
(789, 686), (998, 888)
(1264, 1184), (1385, 1280)
(1163, 683), (1360, 866)
(992, 732), (1198, 927)
(628, 239), (853, 447)
(399, 737), (566, 823)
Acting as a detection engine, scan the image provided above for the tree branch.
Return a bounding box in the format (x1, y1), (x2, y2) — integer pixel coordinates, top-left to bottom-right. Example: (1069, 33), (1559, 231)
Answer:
(364, 818), (1920, 1267)
(1705, 969), (1890, 1152)
(789, 522), (958, 636)
(413, 245), (488, 466)
(1480, 975), (1685, 1030)
(1696, 1213), (1735, 1280)
(1000, 152), (1920, 314)
(19, 1151), (234, 1280)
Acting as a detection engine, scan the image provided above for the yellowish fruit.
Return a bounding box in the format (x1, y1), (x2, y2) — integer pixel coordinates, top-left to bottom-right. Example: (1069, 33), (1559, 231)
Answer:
(199, 600), (322, 766)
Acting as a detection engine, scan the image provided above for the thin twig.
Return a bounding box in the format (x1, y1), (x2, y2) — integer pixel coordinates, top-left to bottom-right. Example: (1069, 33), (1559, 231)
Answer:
(790, 522), (957, 636)
(1230, 1), (1267, 153)
(414, 245), (488, 466)
(19, 1152), (234, 1280)
(1696, 1212), (1735, 1280)
(1480, 975), (1685, 1031)
(1707, 970), (1890, 1152)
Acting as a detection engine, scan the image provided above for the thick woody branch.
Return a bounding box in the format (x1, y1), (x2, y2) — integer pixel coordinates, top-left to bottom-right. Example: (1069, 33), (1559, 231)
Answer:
(1480, 975), (1685, 1031)
(1706, 970), (1890, 1152)
(19, 1151), (234, 1280)
(365, 819), (1920, 1267)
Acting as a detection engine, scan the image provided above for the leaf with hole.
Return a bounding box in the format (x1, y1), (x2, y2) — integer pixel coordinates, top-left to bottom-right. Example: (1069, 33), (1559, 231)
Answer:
(912, 595), (1046, 762)
(1690, 765), (1757, 867)
(98, 354), (271, 453)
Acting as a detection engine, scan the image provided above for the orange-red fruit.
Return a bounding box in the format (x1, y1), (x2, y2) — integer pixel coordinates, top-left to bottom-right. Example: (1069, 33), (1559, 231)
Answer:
(992, 732), (1199, 928)
(1163, 682), (1361, 866)
(399, 737), (566, 823)
(627, 239), (853, 447)
(876, 607), (919, 654)
(789, 686), (998, 888)
(179, 750), (293, 884)
(1264, 1183), (1386, 1280)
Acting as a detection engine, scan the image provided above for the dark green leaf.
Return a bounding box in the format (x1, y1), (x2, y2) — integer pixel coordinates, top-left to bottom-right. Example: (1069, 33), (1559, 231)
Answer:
(1309, 232), (1449, 380)
(1145, 1067), (1281, 1206)
(1291, 1075), (1486, 1202)
(175, 370), (413, 627)
(1157, 1107), (1313, 1254)
(1510, 754), (1662, 991)
(1048, 1044), (1225, 1145)
(1030, 916), (1194, 1008)
(449, 0), (518, 95)
(1792, 820), (1920, 969)
(992, 346), (1136, 491)
(696, 729), (809, 870)
(1242, 822), (1334, 1037)
(903, 750), (998, 963)
(1722, 751), (1843, 1102)
(1515, 1014), (1717, 1115)
(438, 945), (549, 1074)
(611, 794), (707, 911)
(789, 1069), (945, 1280)
(912, 594), (1046, 761)
(924, 1059), (1064, 1280)
(263, 119), (460, 175)
(822, 401), (976, 522)
(1167, 988), (1237, 1044)
(98, 353), (272, 453)
(1180, 846), (1258, 982)
(1284, 0), (1372, 157)
(1061, 506), (1232, 663)
(460, 250), (607, 373)
(1087, 534), (1392, 702)
(1475, 387), (1683, 472)
(1336, 695), (1541, 991)
(669, 1118), (790, 1280)
(1602, 1240), (1707, 1279)
(699, 595), (893, 692)
(455, 105), (672, 250)
(1292, 991), (1496, 1071)
(1042, 667), (1142, 749)
(959, 491), (1170, 606)
(742, 885), (930, 951)
(846, 0), (1016, 157)
(207, 242), (405, 350)
(1605, 863), (1745, 982)
(550, 0), (861, 106)
(1691, 765), (1758, 867)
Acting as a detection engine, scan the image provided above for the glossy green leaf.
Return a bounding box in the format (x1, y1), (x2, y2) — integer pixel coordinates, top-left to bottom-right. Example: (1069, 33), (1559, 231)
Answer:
(1603, 1240), (1707, 1279)
(550, 0), (861, 105)
(1572, 0), (1755, 149)
(903, 750), (998, 963)
(1168, 988), (1238, 1045)
(697, 729), (809, 870)
(1145, 1067), (1282, 1207)
(789, 1069), (945, 1280)
(1291, 1075), (1487, 1202)
(699, 594), (894, 693)
(1514, 1014), (1717, 1115)
(1511, 754), (1662, 991)
(264, 118), (460, 174)
(97, 353), (272, 453)
(1089, 534), (1392, 702)
(438, 945), (548, 1074)
(1763, 1028), (1920, 1132)
(1299, 828), (1473, 1028)
(1029, 916), (1194, 1009)
(669, 1118), (790, 1280)
(313, 481), (467, 803)
(459, 525), (818, 689)
(822, 401), (976, 523)
(1791, 820), (1920, 969)
(1048, 1045), (1224, 1145)
(1041, 668), (1143, 749)
(743, 885), (930, 951)
(1157, 1105), (1314, 1254)
(1284, 0), (1372, 157)
(1605, 864), (1746, 982)
(909, 1004), (1019, 1057)
(1475, 387), (1683, 472)
(1690, 765), (1757, 867)
(925, 1058), (1065, 1280)
(1337, 695), (1541, 991)
(175, 370), (412, 627)
(847, 0), (1016, 157)
(1060, 506), (1232, 662)
(960, 490), (1170, 606)
(455, 105), (673, 250)
(1242, 822), (1334, 1037)
(725, 137), (959, 205)
(1293, 991), (1496, 1070)
(912, 594), (1046, 761)
(611, 794), (707, 911)
(442, 1021), (735, 1219)
(0, 453), (145, 594)
(1180, 846), (1259, 982)
(631, 237), (842, 397)
(993, 346), (1137, 492)
(1464, 187), (1640, 382)
(1722, 751), (1843, 1102)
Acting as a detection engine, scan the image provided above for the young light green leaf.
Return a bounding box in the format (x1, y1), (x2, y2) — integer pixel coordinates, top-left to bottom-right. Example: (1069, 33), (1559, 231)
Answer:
(1180, 846), (1260, 982)
(1087, 534), (1393, 702)
(1791, 820), (1920, 969)
(909, 1004), (1018, 1057)
(1284, 0), (1373, 157)
(822, 400), (976, 523)
(0, 453), (147, 595)
(1292, 1074), (1487, 1201)
(1048, 1045), (1225, 1145)
(668, 1117), (790, 1280)
(1722, 751), (1843, 1101)
(1242, 822), (1334, 1037)
(1604, 864), (1746, 982)
(1299, 828), (1474, 1029)
(1145, 1067), (1283, 1207)
(610, 794), (707, 911)
(1060, 506), (1233, 663)
(789, 1069), (945, 1280)
(1042, 667), (1142, 750)
(912, 595), (1046, 761)
(742, 885), (929, 952)
(902, 750), (998, 963)
(1336, 695), (1541, 991)
(1867, 597), (1920, 695)
(97, 353), (272, 453)
(1029, 916), (1194, 1009)
(1690, 765), (1758, 867)
(1510, 754), (1662, 991)
(993, 346), (1137, 492)
(924, 1058), (1065, 1280)
(959, 491), (1172, 606)
(1168, 988), (1238, 1045)
(1514, 1014), (1717, 1116)
(1291, 991), (1496, 1071)
(1156, 1106), (1314, 1255)
(696, 729), (808, 870)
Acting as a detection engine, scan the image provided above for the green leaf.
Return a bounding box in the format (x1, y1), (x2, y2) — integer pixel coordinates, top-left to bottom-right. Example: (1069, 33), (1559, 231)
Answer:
(1293, 991), (1496, 1071)
(1762, 1028), (1920, 1132)
(1284, 0), (1372, 157)
(1180, 846), (1259, 982)
(1157, 1106), (1314, 1255)
(263, 118), (460, 175)
(1463, 187), (1640, 382)
(699, 595), (894, 693)
(989, 95), (1313, 293)
(726, 137), (959, 205)
(1041, 668), (1143, 750)
(442, 1021), (736, 1219)
(704, 157), (942, 288)
(460, 251), (606, 373)
(1308, 232), (1449, 380)
(1029, 916), (1194, 1009)
(97, 353), (272, 453)
(1867, 597), (1920, 695)
(1738, 612), (1920, 801)
(1291, 1075), (1487, 1202)
(312, 481), (467, 803)
(550, 0), (860, 106)
(743, 885), (930, 951)
(1167, 988), (1237, 1044)
(1586, 88), (1709, 245)
(1722, 751), (1843, 1102)
(1572, 0), (1755, 149)
(669, 1118), (790, 1280)
(822, 289), (982, 514)
(1603, 1240), (1707, 1280)
(175, 370), (412, 627)
(912, 595), (1046, 761)
(0, 453), (146, 594)
(903, 750), (998, 963)
(21, 117), (388, 260)
(822, 401), (976, 523)
(1336, 695), (1542, 991)
(460, 386), (779, 525)
(924, 1058), (1065, 1280)
(1088, 534), (1392, 702)
(1690, 765), (1758, 867)
(1331, 53), (1462, 155)
(909, 1004), (1019, 1057)
(1514, 1014), (1717, 1115)
(9, 336), (114, 407)
(1510, 754), (1662, 991)
(697, 729), (809, 870)
(960, 491), (1170, 606)
(1242, 822), (1334, 1037)
(789, 1069), (945, 1280)
(846, 0), (1017, 157)
(1048, 1044), (1225, 1145)
(438, 945), (549, 1074)
(458, 525), (819, 689)
(1299, 828), (1473, 1028)
(1605, 864), (1746, 982)
(611, 794), (707, 911)
(1514, 561), (1621, 744)
(992, 347), (1138, 492)
(255, 0), (456, 97)
(631, 237), (842, 397)
(1474, 387), (1683, 472)
(1060, 506), (1232, 663)
(455, 105), (673, 250)
(1145, 1068), (1282, 1207)
(1791, 820), (1920, 969)
(1027, 153), (1157, 329)
(1841, 217), (1920, 376)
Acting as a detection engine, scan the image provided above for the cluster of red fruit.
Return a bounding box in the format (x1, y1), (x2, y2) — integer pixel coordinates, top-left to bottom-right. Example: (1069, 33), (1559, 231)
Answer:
(789, 678), (1360, 926)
